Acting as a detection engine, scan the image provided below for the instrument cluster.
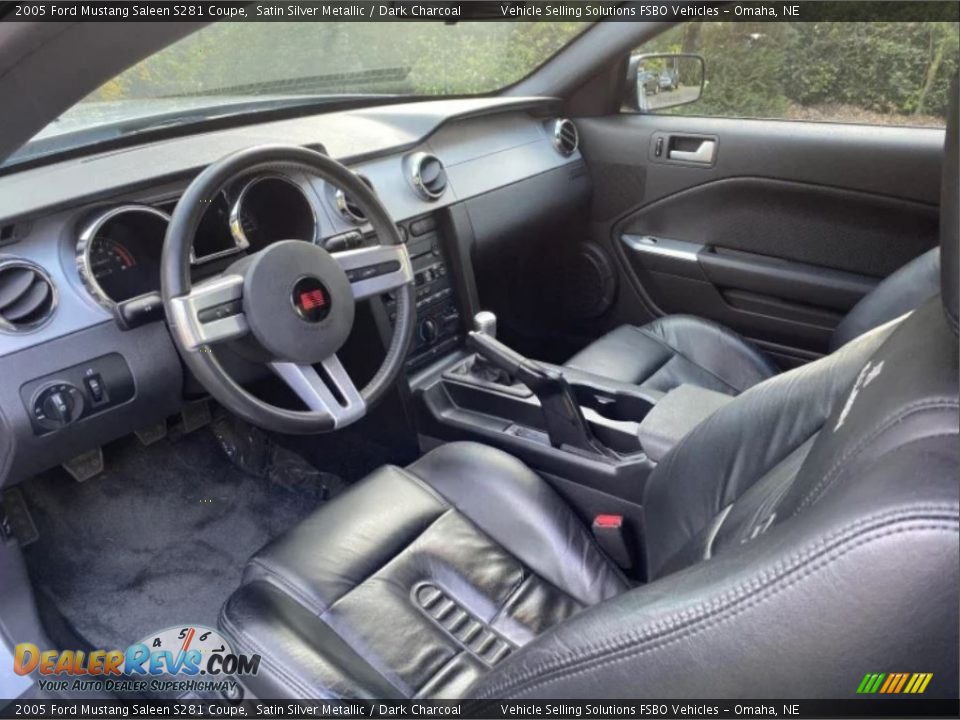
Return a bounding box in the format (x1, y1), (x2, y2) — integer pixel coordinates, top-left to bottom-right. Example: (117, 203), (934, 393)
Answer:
(76, 174), (317, 308)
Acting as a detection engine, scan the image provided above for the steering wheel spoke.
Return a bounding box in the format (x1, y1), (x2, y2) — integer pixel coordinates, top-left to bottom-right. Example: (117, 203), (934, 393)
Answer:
(167, 274), (248, 351)
(333, 243), (413, 300)
(269, 356), (366, 428)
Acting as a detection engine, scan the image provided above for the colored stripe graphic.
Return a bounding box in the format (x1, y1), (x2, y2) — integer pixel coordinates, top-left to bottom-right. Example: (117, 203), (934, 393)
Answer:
(857, 672), (932, 694)
(857, 673), (886, 694)
(893, 673), (909, 693)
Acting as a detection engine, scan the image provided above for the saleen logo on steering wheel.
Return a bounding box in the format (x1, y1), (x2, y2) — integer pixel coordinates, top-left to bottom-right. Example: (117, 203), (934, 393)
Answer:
(292, 277), (331, 322)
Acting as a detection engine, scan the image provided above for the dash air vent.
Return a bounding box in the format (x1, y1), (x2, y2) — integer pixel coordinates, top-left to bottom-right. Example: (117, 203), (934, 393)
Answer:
(0, 259), (56, 332)
(553, 119), (579, 156)
(406, 152), (447, 201)
(335, 174), (376, 224)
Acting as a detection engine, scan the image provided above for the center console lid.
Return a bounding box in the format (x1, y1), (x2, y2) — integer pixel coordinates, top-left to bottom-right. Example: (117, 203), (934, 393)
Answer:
(636, 384), (734, 462)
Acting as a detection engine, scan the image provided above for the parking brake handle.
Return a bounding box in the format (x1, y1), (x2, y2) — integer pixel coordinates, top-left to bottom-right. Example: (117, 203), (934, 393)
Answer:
(467, 314), (612, 457)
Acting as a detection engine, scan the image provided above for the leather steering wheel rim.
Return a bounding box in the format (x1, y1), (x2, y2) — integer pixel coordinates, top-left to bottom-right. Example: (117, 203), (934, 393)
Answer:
(161, 144), (416, 434)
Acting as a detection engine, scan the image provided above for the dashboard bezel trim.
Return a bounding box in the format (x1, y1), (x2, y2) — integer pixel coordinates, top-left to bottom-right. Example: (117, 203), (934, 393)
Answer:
(226, 173), (319, 260)
(75, 203), (171, 310)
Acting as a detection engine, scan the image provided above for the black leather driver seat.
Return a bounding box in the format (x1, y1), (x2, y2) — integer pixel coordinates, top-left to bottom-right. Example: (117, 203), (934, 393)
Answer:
(565, 238), (941, 397)
(220, 85), (959, 698)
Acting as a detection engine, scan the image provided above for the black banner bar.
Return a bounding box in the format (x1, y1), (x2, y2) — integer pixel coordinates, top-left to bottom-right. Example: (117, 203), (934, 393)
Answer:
(1, 1), (959, 23)
(2, 698), (960, 719)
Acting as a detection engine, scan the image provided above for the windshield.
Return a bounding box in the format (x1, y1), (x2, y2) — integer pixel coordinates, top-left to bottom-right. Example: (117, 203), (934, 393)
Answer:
(9, 21), (588, 168)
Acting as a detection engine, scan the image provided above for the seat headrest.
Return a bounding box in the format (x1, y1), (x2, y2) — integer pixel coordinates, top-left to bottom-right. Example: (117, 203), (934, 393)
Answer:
(941, 76), (958, 333)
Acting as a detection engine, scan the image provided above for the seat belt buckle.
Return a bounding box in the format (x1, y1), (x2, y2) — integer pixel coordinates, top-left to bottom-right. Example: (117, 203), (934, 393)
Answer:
(591, 514), (636, 570)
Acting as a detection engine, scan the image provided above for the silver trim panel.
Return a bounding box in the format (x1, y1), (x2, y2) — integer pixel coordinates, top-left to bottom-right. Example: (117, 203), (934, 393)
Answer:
(227, 174), (317, 257)
(76, 204), (170, 309)
(333, 243), (413, 301)
(621, 234), (704, 263)
(269, 355), (365, 428)
(167, 274), (247, 351)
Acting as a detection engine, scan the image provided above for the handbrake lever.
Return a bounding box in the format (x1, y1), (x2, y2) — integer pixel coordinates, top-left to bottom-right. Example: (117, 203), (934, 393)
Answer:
(467, 316), (612, 457)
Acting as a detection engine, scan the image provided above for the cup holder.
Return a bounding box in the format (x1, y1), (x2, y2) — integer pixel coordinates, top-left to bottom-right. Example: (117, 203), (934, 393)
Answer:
(572, 384), (653, 423)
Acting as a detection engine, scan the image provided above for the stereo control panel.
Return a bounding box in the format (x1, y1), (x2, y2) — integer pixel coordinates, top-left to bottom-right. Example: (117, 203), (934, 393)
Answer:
(385, 215), (462, 371)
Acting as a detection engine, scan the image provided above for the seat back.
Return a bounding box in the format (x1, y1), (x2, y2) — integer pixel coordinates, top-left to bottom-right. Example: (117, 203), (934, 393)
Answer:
(830, 246), (940, 351)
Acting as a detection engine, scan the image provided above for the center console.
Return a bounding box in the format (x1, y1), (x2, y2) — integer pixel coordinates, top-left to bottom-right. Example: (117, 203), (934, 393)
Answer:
(384, 215), (463, 372)
(407, 312), (736, 513)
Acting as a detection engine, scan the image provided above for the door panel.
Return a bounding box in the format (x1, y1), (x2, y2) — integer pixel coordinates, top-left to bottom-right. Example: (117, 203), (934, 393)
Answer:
(578, 114), (943, 363)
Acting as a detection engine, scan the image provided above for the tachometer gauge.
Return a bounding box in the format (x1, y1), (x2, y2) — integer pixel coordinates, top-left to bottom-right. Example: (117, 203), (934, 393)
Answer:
(89, 238), (137, 280)
(77, 205), (169, 308)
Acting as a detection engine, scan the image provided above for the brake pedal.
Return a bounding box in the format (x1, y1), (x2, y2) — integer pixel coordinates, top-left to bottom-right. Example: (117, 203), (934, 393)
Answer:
(1, 488), (39, 546)
(62, 447), (104, 483)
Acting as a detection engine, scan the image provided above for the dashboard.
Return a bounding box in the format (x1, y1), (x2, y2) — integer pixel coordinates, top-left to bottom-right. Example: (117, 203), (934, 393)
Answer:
(0, 96), (589, 486)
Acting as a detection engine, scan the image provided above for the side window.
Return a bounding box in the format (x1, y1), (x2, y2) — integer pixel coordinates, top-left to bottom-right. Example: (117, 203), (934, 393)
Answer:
(626, 22), (959, 127)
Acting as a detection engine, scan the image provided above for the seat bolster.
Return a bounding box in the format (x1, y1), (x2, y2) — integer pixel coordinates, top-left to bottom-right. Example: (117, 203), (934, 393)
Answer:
(244, 465), (447, 616)
(406, 442), (629, 607)
(830, 247), (940, 351)
(566, 317), (777, 396)
(221, 581), (403, 700)
(565, 325), (673, 385)
(642, 315), (778, 394)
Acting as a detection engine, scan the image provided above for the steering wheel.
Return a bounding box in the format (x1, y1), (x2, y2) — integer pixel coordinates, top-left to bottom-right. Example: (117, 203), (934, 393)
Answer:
(161, 145), (416, 434)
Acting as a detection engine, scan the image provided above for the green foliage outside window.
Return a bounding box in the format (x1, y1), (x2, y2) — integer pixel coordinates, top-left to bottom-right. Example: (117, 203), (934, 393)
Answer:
(646, 22), (959, 126)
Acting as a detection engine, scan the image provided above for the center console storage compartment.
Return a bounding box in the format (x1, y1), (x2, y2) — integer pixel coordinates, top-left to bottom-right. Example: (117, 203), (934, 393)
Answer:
(636, 384), (734, 462)
(571, 382), (655, 424)
(441, 356), (656, 455)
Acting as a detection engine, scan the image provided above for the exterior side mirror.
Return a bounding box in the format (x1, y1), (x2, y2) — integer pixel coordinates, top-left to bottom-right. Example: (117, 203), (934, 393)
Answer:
(626, 53), (705, 112)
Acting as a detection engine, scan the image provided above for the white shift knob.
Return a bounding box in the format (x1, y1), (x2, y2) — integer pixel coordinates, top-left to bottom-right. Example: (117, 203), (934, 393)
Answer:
(473, 311), (497, 338)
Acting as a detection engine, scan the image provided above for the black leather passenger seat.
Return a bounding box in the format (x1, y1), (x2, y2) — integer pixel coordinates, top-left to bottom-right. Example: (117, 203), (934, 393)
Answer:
(566, 246), (941, 396)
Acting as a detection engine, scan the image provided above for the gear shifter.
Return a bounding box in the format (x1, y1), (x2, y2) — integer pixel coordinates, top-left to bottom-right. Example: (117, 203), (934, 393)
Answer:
(473, 311), (497, 338)
(466, 312), (611, 456)
(466, 312), (514, 385)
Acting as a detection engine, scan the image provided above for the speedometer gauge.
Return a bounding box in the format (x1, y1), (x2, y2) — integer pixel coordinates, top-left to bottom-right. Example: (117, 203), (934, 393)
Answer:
(77, 205), (170, 308)
(229, 174), (316, 252)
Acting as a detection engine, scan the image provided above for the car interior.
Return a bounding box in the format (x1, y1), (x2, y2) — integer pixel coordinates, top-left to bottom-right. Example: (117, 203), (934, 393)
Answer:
(0, 17), (957, 702)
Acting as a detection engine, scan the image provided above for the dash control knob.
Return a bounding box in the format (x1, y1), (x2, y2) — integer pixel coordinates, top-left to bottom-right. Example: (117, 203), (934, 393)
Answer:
(418, 318), (439, 343)
(33, 383), (84, 431)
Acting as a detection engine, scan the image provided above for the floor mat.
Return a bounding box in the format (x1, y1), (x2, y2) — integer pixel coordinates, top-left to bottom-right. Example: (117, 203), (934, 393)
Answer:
(21, 418), (343, 652)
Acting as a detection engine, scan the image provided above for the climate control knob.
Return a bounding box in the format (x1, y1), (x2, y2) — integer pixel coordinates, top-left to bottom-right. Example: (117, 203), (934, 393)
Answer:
(418, 318), (439, 344)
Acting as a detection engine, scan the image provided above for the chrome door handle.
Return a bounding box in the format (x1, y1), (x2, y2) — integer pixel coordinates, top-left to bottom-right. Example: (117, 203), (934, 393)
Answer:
(669, 140), (716, 164)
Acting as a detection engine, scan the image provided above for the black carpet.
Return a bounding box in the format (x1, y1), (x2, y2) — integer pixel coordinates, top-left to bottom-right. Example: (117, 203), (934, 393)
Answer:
(21, 418), (344, 652)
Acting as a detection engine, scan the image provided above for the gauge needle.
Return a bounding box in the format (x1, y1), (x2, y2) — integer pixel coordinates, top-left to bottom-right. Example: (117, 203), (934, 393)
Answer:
(180, 627), (196, 654)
